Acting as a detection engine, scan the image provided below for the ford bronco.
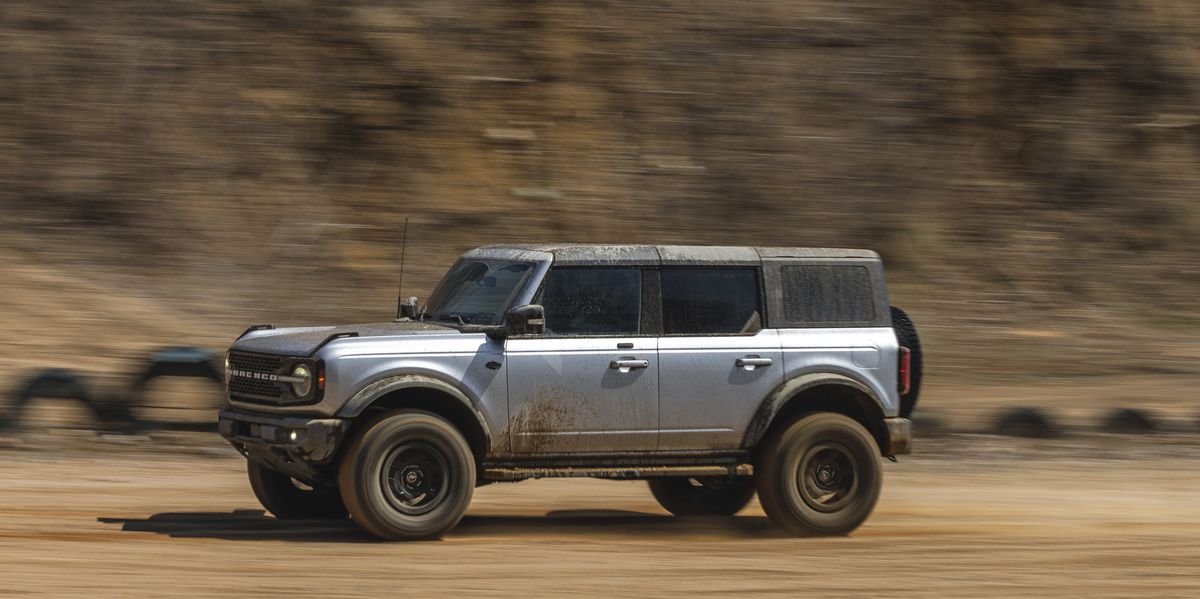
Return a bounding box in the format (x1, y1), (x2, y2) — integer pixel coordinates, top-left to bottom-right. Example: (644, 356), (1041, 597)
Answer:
(218, 245), (922, 540)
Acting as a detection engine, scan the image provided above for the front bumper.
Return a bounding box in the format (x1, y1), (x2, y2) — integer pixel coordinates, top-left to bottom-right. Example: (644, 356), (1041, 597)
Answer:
(883, 417), (912, 455)
(218, 407), (350, 483)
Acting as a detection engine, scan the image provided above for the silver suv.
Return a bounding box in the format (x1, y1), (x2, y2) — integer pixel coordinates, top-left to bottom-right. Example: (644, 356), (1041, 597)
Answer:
(218, 245), (922, 540)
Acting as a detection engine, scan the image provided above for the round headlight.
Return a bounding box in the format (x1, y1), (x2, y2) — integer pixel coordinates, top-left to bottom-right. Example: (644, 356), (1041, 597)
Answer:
(291, 364), (313, 397)
(224, 354), (232, 386)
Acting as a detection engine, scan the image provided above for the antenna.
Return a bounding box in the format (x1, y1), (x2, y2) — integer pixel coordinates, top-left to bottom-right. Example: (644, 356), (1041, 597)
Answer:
(395, 217), (410, 320)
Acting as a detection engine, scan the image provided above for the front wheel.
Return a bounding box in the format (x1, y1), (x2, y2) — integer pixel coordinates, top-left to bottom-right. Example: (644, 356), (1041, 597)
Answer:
(338, 410), (475, 541)
(755, 413), (882, 536)
(648, 477), (755, 516)
(247, 461), (348, 519)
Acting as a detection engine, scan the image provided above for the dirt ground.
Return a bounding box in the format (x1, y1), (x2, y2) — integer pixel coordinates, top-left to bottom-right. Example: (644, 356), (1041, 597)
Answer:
(1, 434), (1198, 598)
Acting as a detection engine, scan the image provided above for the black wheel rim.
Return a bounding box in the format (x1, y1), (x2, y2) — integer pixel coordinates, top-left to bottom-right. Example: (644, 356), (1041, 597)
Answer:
(381, 441), (451, 516)
(796, 442), (858, 513)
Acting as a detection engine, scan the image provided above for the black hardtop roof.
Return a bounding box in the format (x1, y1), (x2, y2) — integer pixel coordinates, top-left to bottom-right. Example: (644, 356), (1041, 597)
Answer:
(467, 244), (879, 266)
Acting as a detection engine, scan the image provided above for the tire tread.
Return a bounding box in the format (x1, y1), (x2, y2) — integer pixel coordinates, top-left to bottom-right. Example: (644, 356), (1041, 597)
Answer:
(754, 412), (881, 536)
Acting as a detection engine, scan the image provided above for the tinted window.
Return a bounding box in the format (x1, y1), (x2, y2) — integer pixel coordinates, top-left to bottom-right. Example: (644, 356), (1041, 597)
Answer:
(540, 268), (641, 335)
(781, 265), (876, 324)
(661, 268), (761, 335)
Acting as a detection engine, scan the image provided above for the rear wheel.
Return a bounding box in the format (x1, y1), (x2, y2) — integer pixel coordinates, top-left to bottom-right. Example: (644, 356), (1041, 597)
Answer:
(755, 412), (882, 536)
(648, 477), (755, 516)
(247, 461), (347, 519)
(338, 410), (475, 541)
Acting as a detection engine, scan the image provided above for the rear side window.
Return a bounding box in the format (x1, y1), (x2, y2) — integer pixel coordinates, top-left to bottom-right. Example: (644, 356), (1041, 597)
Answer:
(781, 265), (876, 324)
(661, 268), (761, 335)
(540, 268), (642, 335)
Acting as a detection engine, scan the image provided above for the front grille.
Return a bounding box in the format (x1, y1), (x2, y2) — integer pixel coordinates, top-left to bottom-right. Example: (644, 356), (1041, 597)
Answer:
(227, 350), (287, 402)
(229, 352), (284, 375)
(229, 377), (283, 399)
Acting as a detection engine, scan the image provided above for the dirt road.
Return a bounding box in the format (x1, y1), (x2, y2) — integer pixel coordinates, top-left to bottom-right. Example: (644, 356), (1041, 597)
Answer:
(1, 436), (1198, 598)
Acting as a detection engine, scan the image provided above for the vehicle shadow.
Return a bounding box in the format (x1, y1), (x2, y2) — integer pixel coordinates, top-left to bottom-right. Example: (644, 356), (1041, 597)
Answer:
(98, 510), (371, 542)
(98, 509), (781, 543)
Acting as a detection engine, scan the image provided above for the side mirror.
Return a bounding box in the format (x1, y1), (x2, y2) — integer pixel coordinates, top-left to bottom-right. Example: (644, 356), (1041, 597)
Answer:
(505, 304), (545, 336)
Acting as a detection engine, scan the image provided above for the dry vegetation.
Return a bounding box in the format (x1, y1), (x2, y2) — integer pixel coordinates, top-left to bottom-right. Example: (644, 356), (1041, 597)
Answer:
(1, 1), (1198, 381)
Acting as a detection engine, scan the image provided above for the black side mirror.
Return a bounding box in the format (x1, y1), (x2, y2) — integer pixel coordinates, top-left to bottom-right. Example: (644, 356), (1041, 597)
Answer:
(506, 304), (545, 336)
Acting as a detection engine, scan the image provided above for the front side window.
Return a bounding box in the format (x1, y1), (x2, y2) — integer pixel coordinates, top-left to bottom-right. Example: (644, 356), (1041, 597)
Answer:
(424, 259), (534, 325)
(539, 267), (641, 335)
(781, 265), (876, 324)
(661, 268), (762, 335)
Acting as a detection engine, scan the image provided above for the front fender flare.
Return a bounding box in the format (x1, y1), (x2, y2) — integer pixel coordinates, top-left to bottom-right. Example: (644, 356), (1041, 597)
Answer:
(741, 372), (882, 449)
(337, 374), (491, 443)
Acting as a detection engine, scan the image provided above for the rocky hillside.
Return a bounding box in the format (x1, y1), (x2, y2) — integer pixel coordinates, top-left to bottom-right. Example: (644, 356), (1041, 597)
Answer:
(2, 1), (1198, 378)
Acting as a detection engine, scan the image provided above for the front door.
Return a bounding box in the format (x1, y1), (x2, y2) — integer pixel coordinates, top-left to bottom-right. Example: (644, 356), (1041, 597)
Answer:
(506, 267), (658, 453)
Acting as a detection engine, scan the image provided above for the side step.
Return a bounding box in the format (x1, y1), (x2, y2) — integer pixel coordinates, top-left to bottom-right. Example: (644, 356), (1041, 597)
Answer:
(483, 464), (753, 482)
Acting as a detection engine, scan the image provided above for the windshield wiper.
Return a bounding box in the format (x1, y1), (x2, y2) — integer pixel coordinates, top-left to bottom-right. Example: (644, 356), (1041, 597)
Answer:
(436, 314), (467, 325)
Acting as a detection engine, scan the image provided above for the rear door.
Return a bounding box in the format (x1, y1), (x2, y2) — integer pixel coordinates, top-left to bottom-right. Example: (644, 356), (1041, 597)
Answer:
(505, 267), (659, 453)
(656, 267), (782, 451)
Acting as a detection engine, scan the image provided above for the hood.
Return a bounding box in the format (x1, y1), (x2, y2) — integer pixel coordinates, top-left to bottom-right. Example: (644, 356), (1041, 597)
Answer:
(230, 321), (456, 356)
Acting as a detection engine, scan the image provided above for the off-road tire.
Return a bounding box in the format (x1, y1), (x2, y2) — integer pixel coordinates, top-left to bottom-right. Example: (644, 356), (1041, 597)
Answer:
(247, 461), (348, 519)
(755, 412), (882, 536)
(890, 305), (923, 418)
(338, 410), (475, 541)
(648, 477), (756, 516)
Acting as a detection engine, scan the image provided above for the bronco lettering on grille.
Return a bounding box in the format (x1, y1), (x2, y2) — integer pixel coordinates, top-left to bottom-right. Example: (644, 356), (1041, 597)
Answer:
(229, 369), (279, 381)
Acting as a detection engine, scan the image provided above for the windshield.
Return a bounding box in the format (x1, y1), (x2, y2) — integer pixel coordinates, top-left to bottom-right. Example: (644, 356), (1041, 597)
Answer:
(423, 259), (535, 325)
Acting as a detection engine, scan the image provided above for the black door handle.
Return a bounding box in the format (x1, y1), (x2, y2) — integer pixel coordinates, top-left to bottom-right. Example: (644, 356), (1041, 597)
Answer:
(610, 359), (650, 370)
(736, 357), (774, 368)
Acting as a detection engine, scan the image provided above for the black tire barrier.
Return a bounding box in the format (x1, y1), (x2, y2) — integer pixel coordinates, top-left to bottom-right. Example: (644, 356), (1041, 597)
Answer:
(129, 347), (223, 395)
(992, 406), (1061, 439)
(125, 347), (225, 433)
(1102, 408), (1159, 434)
(92, 393), (140, 433)
(3, 347), (226, 434)
(2, 368), (101, 430)
(910, 411), (948, 437)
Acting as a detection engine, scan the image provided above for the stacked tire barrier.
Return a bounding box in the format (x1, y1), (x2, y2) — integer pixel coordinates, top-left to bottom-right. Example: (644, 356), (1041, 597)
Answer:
(127, 347), (225, 432)
(992, 407), (1061, 439)
(0, 349), (1192, 438)
(2, 368), (126, 432)
(975, 406), (1175, 438)
(1, 347), (225, 434)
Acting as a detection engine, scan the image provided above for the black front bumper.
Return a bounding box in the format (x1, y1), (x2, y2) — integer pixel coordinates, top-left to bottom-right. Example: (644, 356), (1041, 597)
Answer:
(218, 407), (350, 483)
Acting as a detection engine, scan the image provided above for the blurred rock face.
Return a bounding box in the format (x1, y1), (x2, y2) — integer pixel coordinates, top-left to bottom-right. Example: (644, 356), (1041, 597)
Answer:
(0, 1), (1198, 374)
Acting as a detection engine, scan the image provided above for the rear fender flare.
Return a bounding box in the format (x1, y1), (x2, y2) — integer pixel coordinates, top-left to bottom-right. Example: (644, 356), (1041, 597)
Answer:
(742, 372), (882, 449)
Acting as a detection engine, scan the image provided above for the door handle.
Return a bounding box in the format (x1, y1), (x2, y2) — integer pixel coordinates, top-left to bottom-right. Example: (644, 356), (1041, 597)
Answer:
(736, 356), (774, 369)
(610, 358), (649, 372)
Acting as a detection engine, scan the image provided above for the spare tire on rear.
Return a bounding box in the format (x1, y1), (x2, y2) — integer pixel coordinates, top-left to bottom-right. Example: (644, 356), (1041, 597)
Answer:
(890, 306), (923, 418)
